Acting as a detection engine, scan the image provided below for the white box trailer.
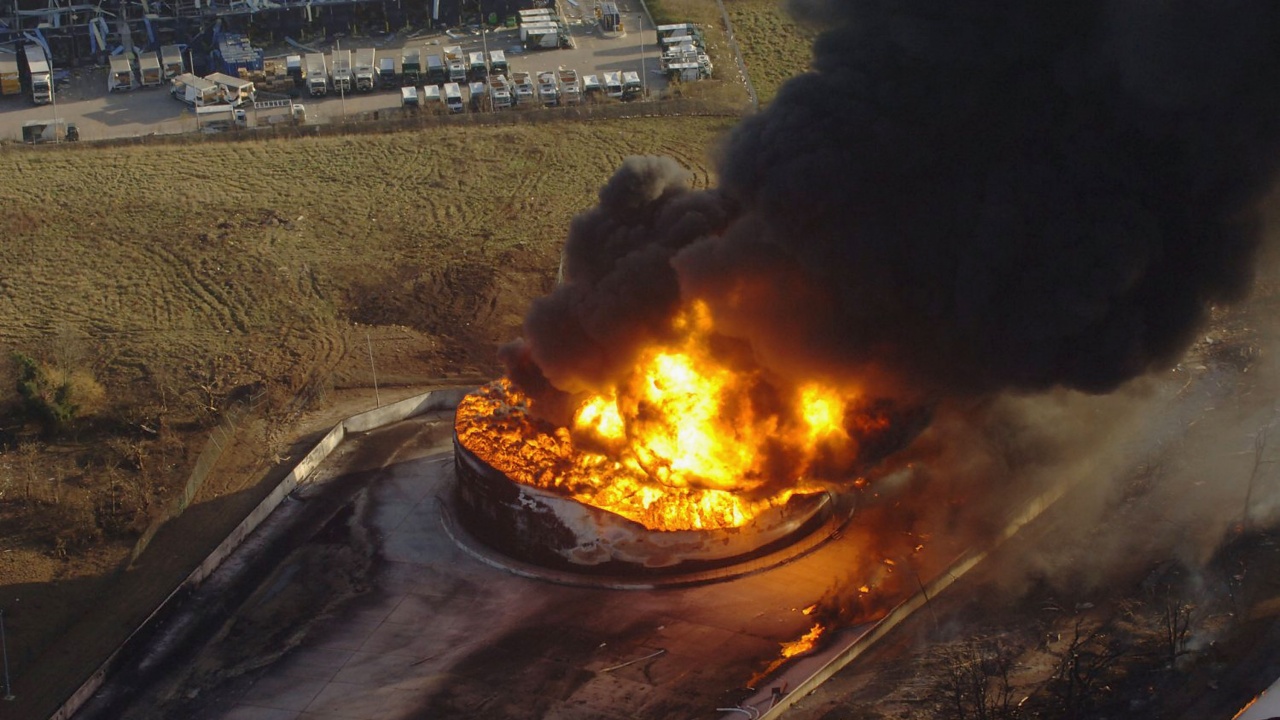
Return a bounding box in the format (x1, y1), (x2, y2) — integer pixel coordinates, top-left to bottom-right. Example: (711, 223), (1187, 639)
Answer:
(401, 85), (419, 107)
(518, 9), (557, 24)
(467, 51), (488, 82)
(521, 23), (565, 50)
(443, 81), (463, 112)
(137, 50), (163, 87)
(170, 73), (220, 106)
(488, 49), (508, 76)
(603, 70), (623, 98)
(468, 80), (486, 111)
(160, 45), (185, 80)
(622, 70), (642, 99)
(205, 72), (255, 106)
(21, 118), (65, 143)
(196, 104), (247, 131)
(108, 54), (136, 92)
(422, 84), (441, 106)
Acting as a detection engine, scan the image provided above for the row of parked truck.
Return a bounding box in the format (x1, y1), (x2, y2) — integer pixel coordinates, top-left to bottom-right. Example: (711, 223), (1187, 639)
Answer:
(0, 45), (53, 104)
(401, 67), (642, 113)
(106, 46), (189, 92)
(301, 45), (511, 98)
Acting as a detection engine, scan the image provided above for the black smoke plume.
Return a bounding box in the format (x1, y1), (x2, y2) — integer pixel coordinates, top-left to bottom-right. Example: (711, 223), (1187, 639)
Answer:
(505, 1), (1280, 420)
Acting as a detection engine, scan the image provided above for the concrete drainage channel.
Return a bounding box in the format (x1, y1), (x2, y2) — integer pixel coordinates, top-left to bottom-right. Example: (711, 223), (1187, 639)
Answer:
(57, 385), (1079, 720)
(53, 387), (472, 720)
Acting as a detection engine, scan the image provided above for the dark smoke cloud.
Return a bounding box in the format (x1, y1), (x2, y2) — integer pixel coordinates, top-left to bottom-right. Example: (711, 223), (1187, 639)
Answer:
(508, 1), (1280, 411)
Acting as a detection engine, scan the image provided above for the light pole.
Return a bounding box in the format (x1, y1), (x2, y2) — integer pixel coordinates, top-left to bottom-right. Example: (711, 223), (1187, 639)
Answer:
(637, 14), (646, 99)
(337, 38), (347, 122)
(479, 0), (492, 111)
(49, 54), (59, 143)
(2, 608), (14, 701)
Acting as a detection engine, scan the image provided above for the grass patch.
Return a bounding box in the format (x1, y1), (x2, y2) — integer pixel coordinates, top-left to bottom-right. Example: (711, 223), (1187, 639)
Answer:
(722, 0), (815, 103)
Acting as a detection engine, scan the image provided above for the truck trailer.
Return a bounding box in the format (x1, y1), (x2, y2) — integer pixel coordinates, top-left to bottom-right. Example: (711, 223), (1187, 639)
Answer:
(422, 84), (441, 106)
(0, 53), (20, 96)
(305, 53), (328, 96)
(196, 104), (247, 131)
(401, 47), (421, 85)
(468, 51), (488, 82)
(425, 54), (446, 86)
(24, 44), (53, 104)
(205, 72), (255, 106)
(488, 50), (508, 76)
(521, 23), (567, 50)
(170, 73), (220, 106)
(160, 45), (186, 79)
(108, 54), (137, 92)
(379, 56), (397, 88)
(137, 50), (163, 87)
(21, 118), (65, 143)
(443, 82), (463, 113)
(354, 48), (377, 91)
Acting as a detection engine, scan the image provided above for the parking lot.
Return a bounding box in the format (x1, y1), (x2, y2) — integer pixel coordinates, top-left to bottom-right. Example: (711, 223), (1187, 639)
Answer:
(0, 0), (667, 142)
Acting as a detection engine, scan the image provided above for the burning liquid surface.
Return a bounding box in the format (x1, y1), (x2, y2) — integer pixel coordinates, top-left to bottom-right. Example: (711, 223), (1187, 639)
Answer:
(457, 303), (896, 532)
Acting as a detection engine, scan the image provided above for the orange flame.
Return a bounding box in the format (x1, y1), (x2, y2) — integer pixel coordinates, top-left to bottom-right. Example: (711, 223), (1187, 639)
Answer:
(747, 622), (826, 688)
(780, 623), (825, 659)
(456, 302), (880, 531)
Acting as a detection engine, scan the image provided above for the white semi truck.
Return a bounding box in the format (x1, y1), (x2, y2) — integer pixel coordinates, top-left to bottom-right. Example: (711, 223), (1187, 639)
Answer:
(354, 47), (377, 91)
(331, 49), (353, 93)
(305, 53), (328, 96)
(24, 44), (52, 104)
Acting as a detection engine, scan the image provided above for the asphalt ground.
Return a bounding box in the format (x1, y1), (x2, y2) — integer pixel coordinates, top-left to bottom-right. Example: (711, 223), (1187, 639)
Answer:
(0, 4), (668, 143)
(92, 410), (970, 720)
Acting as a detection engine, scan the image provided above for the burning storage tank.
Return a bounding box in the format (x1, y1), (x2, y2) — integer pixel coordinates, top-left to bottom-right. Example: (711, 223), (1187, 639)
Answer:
(453, 302), (927, 575)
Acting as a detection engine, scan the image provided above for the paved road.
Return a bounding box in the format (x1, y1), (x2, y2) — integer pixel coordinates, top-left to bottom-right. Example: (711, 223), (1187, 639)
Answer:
(0, 8), (668, 143)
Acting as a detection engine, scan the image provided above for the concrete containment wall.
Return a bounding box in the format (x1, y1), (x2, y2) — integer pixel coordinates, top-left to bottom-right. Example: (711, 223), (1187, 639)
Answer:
(54, 386), (471, 720)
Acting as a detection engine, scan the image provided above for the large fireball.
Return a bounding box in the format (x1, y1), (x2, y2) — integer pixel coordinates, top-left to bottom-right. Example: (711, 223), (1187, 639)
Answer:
(455, 302), (897, 532)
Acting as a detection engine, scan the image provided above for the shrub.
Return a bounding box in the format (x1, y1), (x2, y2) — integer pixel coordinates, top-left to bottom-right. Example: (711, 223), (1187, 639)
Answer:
(11, 351), (106, 436)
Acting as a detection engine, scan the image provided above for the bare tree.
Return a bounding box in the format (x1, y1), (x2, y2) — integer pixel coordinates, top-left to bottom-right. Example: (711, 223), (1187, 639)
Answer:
(1242, 423), (1276, 532)
(1049, 620), (1127, 720)
(936, 637), (1020, 720)
(1160, 594), (1197, 667)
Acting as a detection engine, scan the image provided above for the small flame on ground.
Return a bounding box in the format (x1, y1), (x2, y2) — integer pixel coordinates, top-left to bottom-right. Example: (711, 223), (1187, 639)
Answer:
(747, 622), (827, 689)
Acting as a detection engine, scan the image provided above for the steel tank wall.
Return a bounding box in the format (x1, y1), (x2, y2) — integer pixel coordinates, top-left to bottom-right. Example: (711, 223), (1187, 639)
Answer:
(452, 435), (832, 575)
